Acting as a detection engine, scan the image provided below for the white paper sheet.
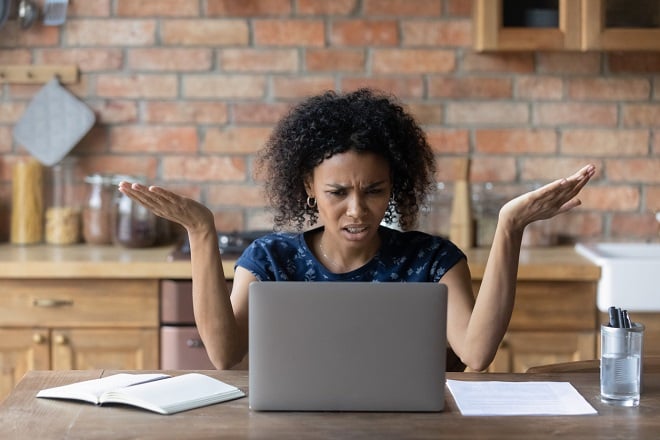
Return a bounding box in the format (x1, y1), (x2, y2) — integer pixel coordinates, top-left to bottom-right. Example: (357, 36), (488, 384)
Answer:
(446, 380), (598, 416)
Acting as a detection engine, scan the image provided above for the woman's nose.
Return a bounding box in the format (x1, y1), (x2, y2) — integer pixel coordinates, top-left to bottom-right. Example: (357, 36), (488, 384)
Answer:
(346, 193), (365, 218)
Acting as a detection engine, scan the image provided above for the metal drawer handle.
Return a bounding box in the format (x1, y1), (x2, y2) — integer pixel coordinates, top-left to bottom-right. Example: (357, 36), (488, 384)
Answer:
(186, 338), (204, 348)
(32, 298), (74, 308)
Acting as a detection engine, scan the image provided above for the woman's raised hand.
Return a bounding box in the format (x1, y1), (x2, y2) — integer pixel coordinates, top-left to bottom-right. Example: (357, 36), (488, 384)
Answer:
(499, 164), (596, 232)
(117, 182), (215, 235)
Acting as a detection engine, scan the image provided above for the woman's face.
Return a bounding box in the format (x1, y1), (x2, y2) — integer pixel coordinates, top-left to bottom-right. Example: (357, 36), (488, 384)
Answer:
(306, 150), (391, 249)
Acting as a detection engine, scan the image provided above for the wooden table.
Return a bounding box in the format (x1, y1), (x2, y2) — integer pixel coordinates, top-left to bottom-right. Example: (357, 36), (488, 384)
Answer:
(1, 370), (659, 439)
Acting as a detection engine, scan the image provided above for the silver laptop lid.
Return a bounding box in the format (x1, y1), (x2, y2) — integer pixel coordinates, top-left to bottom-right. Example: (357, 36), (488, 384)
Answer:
(248, 281), (447, 412)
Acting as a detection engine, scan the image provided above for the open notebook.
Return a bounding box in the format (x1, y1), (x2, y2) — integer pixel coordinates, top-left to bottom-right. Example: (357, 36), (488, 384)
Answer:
(36, 373), (245, 415)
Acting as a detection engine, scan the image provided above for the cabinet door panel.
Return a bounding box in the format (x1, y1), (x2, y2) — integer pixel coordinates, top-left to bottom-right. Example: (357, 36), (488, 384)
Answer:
(51, 329), (158, 371)
(0, 329), (49, 401)
(490, 331), (596, 373)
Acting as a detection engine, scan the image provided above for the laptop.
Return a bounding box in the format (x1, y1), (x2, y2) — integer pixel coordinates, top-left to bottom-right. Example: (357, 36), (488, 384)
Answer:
(248, 281), (447, 412)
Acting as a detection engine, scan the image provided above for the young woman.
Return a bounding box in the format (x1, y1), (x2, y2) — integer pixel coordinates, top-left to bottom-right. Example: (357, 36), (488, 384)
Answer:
(119, 89), (595, 372)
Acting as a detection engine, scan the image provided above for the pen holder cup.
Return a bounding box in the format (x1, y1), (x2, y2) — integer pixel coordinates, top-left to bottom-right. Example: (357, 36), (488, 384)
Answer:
(600, 323), (644, 407)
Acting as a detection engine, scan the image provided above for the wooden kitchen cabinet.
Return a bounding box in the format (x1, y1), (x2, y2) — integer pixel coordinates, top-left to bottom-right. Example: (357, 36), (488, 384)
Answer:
(474, 0), (660, 51)
(473, 280), (598, 373)
(0, 279), (159, 401)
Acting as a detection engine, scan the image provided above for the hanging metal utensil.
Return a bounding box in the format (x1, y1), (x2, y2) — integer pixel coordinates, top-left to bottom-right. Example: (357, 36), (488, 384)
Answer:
(18, 0), (38, 29)
(0, 0), (10, 29)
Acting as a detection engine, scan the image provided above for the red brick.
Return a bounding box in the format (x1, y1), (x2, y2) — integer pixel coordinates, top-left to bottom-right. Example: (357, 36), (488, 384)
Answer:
(96, 74), (178, 98)
(162, 156), (247, 182)
(0, 49), (31, 64)
(110, 126), (198, 154)
(446, 102), (528, 125)
(425, 129), (469, 154)
(206, 0), (291, 16)
(364, 0), (442, 16)
(0, 24), (60, 47)
(208, 184), (266, 207)
(606, 158), (660, 183)
(77, 155), (159, 180)
(534, 103), (617, 127)
(204, 127), (272, 154)
(646, 186), (660, 211)
(406, 103), (444, 125)
(340, 77), (424, 98)
(306, 49), (366, 72)
(161, 20), (249, 45)
(536, 53), (601, 75)
(330, 20), (399, 46)
(401, 20), (471, 47)
(117, 0), (199, 16)
(183, 75), (267, 99)
(212, 209), (245, 232)
(521, 158), (601, 181)
(297, 0), (358, 15)
(445, 0), (472, 16)
(0, 102), (27, 123)
(622, 104), (660, 127)
(272, 76), (336, 99)
(89, 100), (139, 124)
(41, 49), (123, 71)
(611, 213), (659, 240)
(476, 129), (556, 154)
(372, 49), (455, 74)
(246, 210), (277, 230)
(66, 20), (156, 46)
(550, 212), (603, 240)
(568, 78), (650, 101)
(254, 19), (325, 46)
(470, 157), (517, 182)
(516, 76), (563, 100)
(655, 78), (660, 100)
(462, 53), (534, 73)
(428, 77), (512, 99)
(580, 185), (640, 211)
(232, 102), (293, 124)
(609, 53), (660, 73)
(561, 130), (649, 156)
(144, 102), (229, 124)
(68, 0), (110, 16)
(220, 49), (298, 72)
(128, 49), (212, 71)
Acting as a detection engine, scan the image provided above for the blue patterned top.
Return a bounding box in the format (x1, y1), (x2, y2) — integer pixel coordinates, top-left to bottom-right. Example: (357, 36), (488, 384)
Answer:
(235, 226), (465, 282)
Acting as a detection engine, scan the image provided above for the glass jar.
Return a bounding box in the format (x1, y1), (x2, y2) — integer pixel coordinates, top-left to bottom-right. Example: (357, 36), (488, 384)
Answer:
(419, 182), (452, 238)
(472, 182), (506, 248)
(82, 174), (116, 245)
(45, 157), (81, 245)
(113, 175), (157, 248)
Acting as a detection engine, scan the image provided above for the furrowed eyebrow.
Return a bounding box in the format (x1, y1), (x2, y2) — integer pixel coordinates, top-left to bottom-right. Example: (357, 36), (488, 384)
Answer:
(325, 180), (387, 190)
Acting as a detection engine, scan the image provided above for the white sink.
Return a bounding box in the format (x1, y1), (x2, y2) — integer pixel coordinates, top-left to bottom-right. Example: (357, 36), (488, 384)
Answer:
(575, 243), (660, 312)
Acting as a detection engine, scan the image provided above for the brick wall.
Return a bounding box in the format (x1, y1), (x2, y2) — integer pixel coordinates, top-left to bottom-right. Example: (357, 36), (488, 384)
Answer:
(1, 0), (659, 243)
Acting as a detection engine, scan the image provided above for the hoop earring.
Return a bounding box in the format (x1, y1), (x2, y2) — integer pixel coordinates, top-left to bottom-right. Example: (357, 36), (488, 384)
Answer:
(306, 196), (317, 208)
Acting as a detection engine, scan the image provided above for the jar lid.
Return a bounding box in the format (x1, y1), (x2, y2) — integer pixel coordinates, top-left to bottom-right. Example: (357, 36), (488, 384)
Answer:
(84, 173), (115, 185)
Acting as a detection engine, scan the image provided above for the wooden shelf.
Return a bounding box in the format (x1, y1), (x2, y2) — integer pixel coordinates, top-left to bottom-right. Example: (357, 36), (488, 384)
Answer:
(0, 65), (79, 84)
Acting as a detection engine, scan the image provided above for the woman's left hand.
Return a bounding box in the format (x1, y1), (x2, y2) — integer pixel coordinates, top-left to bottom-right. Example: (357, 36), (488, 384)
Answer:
(499, 164), (596, 231)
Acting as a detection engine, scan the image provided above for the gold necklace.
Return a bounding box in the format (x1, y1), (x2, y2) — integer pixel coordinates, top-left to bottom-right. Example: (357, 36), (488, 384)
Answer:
(318, 238), (344, 271)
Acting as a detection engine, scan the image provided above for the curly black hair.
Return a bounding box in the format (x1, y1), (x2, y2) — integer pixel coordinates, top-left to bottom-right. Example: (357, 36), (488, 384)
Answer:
(257, 88), (436, 231)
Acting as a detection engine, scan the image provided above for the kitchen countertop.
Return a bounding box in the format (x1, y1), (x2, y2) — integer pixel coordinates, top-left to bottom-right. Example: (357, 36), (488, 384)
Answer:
(0, 244), (599, 281)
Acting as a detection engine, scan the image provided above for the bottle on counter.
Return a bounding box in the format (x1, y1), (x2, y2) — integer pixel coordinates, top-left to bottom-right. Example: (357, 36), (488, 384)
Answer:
(82, 174), (116, 245)
(44, 157), (81, 245)
(10, 157), (44, 244)
(113, 175), (157, 248)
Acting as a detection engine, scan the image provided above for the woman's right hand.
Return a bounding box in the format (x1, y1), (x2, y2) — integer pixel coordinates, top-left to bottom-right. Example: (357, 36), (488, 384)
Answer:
(117, 182), (215, 235)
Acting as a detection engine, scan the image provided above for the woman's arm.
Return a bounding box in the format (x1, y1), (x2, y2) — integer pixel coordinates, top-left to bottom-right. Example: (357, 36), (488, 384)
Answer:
(117, 182), (250, 369)
(444, 164), (596, 371)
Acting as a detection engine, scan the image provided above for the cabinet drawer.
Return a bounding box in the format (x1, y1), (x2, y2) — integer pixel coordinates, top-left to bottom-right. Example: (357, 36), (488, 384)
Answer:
(160, 326), (214, 370)
(0, 279), (158, 327)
